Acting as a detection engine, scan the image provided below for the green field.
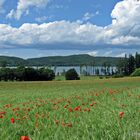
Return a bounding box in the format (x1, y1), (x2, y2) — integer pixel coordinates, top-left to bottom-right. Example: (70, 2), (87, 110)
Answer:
(0, 77), (140, 140)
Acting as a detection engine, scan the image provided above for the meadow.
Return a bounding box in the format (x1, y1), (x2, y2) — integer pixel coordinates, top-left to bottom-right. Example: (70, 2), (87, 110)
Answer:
(0, 77), (140, 140)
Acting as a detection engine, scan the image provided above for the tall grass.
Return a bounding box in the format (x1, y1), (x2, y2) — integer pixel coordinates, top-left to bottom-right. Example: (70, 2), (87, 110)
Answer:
(0, 77), (140, 140)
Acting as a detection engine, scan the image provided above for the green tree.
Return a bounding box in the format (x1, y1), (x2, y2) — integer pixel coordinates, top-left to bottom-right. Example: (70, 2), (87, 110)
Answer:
(135, 52), (140, 68)
(65, 69), (80, 80)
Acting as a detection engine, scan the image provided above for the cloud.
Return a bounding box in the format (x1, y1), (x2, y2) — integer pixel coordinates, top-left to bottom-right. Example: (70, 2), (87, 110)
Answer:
(87, 51), (98, 56)
(82, 12), (94, 21)
(80, 11), (99, 23)
(7, 0), (50, 20)
(106, 0), (140, 45)
(0, 21), (105, 49)
(0, 0), (140, 53)
(0, 0), (5, 13)
(35, 15), (54, 23)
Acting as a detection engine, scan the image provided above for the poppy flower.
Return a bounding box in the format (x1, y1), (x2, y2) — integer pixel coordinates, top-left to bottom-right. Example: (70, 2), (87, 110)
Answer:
(55, 120), (59, 125)
(74, 106), (81, 111)
(87, 108), (90, 112)
(11, 118), (15, 123)
(20, 136), (30, 140)
(119, 112), (124, 119)
(68, 107), (73, 112)
(0, 115), (4, 118)
(95, 93), (99, 96)
(67, 123), (72, 127)
(90, 103), (94, 106)
(62, 121), (65, 126)
(0, 111), (6, 115)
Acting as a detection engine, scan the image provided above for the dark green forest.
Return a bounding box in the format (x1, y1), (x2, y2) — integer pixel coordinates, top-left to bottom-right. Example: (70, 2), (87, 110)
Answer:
(0, 54), (122, 67)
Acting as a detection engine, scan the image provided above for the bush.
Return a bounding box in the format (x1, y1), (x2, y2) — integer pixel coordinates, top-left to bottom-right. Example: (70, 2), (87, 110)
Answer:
(65, 69), (80, 80)
(38, 68), (55, 81)
(0, 67), (55, 81)
(112, 74), (124, 78)
(131, 68), (140, 77)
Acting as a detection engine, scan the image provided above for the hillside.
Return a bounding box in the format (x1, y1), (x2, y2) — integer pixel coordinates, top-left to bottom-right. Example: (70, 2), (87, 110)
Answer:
(0, 56), (26, 67)
(0, 54), (122, 67)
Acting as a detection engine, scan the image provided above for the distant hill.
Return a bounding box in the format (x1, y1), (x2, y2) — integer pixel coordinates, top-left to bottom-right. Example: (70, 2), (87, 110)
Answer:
(0, 54), (122, 67)
(0, 56), (26, 67)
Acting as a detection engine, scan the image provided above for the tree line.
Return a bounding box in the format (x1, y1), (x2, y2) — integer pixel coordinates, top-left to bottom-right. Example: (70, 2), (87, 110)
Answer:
(0, 66), (55, 81)
(116, 52), (140, 76)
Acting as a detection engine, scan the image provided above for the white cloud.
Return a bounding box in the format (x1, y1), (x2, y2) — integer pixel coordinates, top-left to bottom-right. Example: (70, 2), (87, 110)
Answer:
(0, 0), (140, 52)
(7, 0), (50, 20)
(81, 11), (99, 22)
(88, 51), (98, 56)
(83, 12), (94, 21)
(106, 0), (140, 44)
(0, 0), (5, 13)
(35, 15), (54, 23)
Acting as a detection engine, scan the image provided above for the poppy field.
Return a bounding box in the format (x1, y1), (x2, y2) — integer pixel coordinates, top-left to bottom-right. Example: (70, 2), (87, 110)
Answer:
(0, 77), (140, 140)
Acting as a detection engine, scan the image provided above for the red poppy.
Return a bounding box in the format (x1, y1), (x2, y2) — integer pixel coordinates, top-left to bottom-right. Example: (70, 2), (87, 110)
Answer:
(109, 90), (113, 95)
(119, 112), (124, 119)
(90, 103), (94, 106)
(68, 107), (73, 112)
(93, 102), (97, 104)
(95, 93), (99, 96)
(62, 121), (65, 126)
(55, 120), (59, 125)
(0, 115), (4, 118)
(11, 118), (15, 123)
(20, 136), (30, 140)
(74, 106), (81, 111)
(67, 122), (72, 127)
(87, 108), (90, 112)
(0, 111), (6, 115)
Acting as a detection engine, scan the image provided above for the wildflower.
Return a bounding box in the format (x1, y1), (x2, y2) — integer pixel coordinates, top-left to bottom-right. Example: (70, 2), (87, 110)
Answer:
(0, 111), (6, 115)
(93, 102), (97, 104)
(23, 116), (27, 119)
(74, 106), (81, 111)
(55, 120), (59, 125)
(119, 112), (124, 119)
(95, 93), (99, 96)
(67, 122), (72, 127)
(11, 118), (15, 123)
(109, 90), (113, 95)
(16, 118), (21, 120)
(62, 121), (65, 126)
(64, 104), (69, 108)
(84, 108), (87, 112)
(87, 108), (90, 112)
(90, 103), (93, 106)
(20, 136), (30, 140)
(0, 115), (4, 118)
(68, 107), (73, 112)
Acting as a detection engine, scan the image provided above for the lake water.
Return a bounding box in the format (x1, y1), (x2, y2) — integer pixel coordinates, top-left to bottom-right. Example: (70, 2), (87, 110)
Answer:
(50, 66), (117, 75)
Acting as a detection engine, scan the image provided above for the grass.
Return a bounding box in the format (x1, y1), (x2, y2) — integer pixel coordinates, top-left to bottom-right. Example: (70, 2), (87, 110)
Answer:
(0, 77), (140, 140)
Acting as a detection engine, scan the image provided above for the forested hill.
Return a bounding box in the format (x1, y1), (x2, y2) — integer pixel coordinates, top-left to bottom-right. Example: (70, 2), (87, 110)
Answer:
(0, 54), (122, 67)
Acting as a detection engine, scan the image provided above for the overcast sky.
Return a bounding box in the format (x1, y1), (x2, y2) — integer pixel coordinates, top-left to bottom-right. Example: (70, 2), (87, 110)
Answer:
(0, 0), (140, 58)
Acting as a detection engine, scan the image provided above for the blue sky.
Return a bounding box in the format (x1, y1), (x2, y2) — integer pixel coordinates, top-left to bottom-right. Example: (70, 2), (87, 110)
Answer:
(0, 0), (140, 58)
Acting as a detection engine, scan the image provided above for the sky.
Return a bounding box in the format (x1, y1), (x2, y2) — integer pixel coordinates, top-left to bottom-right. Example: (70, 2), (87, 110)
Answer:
(0, 0), (140, 58)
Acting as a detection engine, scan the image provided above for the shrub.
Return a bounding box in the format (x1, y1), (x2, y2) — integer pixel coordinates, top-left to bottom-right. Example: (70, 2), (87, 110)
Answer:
(0, 67), (55, 81)
(112, 74), (124, 78)
(38, 68), (55, 81)
(131, 68), (140, 77)
(65, 69), (80, 80)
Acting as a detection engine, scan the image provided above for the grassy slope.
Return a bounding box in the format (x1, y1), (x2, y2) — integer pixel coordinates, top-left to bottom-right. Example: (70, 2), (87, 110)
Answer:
(0, 77), (140, 140)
